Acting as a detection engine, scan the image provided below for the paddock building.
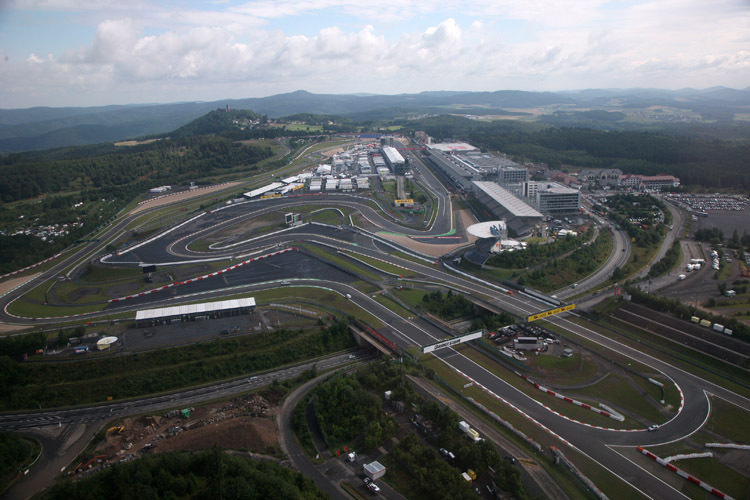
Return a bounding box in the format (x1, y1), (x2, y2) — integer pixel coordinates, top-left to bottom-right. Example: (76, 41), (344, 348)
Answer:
(135, 297), (256, 327)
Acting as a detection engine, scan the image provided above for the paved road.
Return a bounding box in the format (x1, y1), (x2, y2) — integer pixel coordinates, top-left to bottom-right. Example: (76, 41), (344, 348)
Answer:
(0, 351), (367, 500)
(2, 159), (748, 500)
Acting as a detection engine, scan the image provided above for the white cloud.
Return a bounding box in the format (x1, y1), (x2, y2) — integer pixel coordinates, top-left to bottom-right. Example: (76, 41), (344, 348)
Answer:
(1, 1), (749, 107)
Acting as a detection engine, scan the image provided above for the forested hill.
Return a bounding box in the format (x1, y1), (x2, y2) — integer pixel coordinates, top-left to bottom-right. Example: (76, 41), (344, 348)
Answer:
(171, 109), (265, 137)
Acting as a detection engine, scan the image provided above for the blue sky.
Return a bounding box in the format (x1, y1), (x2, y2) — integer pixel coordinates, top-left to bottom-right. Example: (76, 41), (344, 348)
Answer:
(0, 0), (748, 108)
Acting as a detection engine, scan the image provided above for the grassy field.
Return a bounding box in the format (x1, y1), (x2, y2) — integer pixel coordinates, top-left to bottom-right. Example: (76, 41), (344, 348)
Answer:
(540, 320), (684, 408)
(571, 374), (665, 423)
(450, 344), (642, 428)
(342, 251), (418, 278)
(581, 314), (750, 399)
(421, 356), (648, 500)
(300, 244), (381, 282)
(373, 294), (416, 320)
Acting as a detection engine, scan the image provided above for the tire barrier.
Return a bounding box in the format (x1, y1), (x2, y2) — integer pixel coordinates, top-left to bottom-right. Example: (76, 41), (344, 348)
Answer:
(515, 371), (625, 422)
(637, 446), (734, 499)
(549, 446), (609, 500)
(664, 452), (712, 463)
(705, 443), (750, 451)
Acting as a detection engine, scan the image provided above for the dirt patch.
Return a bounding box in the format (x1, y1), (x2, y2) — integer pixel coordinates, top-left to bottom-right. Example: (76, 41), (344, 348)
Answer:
(131, 182), (243, 215)
(88, 393), (278, 472)
(155, 417), (277, 454)
(0, 273), (40, 296)
(321, 147), (344, 158)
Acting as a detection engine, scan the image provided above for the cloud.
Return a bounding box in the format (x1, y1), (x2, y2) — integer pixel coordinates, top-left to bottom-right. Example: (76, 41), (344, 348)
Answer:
(1, 1), (749, 107)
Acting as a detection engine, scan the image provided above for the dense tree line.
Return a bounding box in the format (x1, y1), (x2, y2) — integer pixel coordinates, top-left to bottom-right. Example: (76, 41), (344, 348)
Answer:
(485, 231), (591, 269)
(517, 230), (612, 291)
(0, 431), (32, 489)
(38, 447), (327, 500)
(0, 134), (274, 203)
(421, 290), (475, 320)
(470, 311), (515, 333)
(406, 400), (528, 500)
(313, 375), (398, 450)
(648, 240), (682, 278)
(1, 320), (355, 410)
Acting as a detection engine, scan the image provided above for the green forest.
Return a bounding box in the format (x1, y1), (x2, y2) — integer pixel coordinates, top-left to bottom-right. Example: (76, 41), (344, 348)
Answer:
(0, 320), (355, 410)
(37, 448), (327, 500)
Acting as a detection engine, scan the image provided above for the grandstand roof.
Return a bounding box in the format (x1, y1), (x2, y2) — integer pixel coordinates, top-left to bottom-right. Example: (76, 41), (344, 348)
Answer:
(472, 181), (543, 218)
(135, 297), (256, 322)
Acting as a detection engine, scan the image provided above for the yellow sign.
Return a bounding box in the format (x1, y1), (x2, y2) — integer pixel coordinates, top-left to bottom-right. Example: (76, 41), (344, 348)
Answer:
(527, 304), (575, 322)
(394, 199), (414, 205)
(261, 194), (281, 199)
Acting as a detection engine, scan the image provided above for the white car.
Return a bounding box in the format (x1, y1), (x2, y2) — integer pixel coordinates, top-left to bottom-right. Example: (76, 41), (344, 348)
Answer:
(367, 482), (380, 493)
(648, 424), (659, 432)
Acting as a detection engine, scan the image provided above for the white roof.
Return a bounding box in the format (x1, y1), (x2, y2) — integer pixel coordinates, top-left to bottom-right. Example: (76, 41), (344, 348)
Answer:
(97, 336), (118, 345)
(245, 182), (283, 198)
(467, 221), (507, 238)
(428, 142), (477, 152)
(473, 181), (543, 218)
(382, 146), (405, 164)
(135, 297), (256, 321)
(281, 175), (300, 184)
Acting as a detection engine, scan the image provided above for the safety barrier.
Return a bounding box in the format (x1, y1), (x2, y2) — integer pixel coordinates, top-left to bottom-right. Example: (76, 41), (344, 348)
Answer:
(637, 446), (733, 499)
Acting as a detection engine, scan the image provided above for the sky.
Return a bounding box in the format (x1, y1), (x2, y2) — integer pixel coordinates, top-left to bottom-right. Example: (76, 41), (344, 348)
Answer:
(0, 0), (748, 108)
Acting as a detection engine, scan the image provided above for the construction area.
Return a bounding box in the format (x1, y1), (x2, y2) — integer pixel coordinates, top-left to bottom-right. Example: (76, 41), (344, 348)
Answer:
(74, 391), (281, 477)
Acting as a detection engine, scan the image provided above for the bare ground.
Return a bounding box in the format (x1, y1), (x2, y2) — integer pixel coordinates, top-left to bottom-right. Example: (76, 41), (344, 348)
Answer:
(131, 182), (243, 215)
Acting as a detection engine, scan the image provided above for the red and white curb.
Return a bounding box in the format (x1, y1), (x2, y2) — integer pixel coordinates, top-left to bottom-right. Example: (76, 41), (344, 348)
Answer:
(515, 371), (625, 422)
(448, 364), (574, 447)
(105, 212), (206, 260)
(1, 253), (62, 280)
(109, 247), (297, 303)
(638, 446), (733, 499)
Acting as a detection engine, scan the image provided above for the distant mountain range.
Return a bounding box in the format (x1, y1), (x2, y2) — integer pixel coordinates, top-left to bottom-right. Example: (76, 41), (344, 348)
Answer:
(1, 87), (748, 153)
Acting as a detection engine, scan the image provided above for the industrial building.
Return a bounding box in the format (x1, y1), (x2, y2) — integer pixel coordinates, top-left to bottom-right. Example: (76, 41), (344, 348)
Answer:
(381, 146), (406, 174)
(135, 297), (256, 327)
(472, 181), (543, 236)
(525, 182), (581, 216)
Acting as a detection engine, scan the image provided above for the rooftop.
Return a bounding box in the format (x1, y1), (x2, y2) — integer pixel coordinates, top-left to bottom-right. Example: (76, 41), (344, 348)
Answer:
(473, 181), (543, 218)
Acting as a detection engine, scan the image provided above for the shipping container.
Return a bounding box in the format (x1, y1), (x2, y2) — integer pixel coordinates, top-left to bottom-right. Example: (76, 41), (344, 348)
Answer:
(700, 319), (712, 327)
(724, 329), (733, 336)
(690, 316), (700, 323)
(712, 323), (725, 333)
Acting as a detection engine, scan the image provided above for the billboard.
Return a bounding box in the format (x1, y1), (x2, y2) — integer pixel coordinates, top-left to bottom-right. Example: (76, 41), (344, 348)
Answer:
(423, 331), (482, 354)
(527, 304), (575, 322)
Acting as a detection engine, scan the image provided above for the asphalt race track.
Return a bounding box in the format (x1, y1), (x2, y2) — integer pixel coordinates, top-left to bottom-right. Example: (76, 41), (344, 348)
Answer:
(1, 155), (748, 500)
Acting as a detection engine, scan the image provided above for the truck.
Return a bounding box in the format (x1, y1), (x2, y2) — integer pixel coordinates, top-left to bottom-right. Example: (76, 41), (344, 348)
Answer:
(458, 421), (471, 434)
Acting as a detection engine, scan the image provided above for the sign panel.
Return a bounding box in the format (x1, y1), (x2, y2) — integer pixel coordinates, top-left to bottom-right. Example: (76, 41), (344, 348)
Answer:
(527, 304), (576, 322)
(394, 199), (414, 205)
(261, 194), (282, 199)
(423, 331), (482, 354)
